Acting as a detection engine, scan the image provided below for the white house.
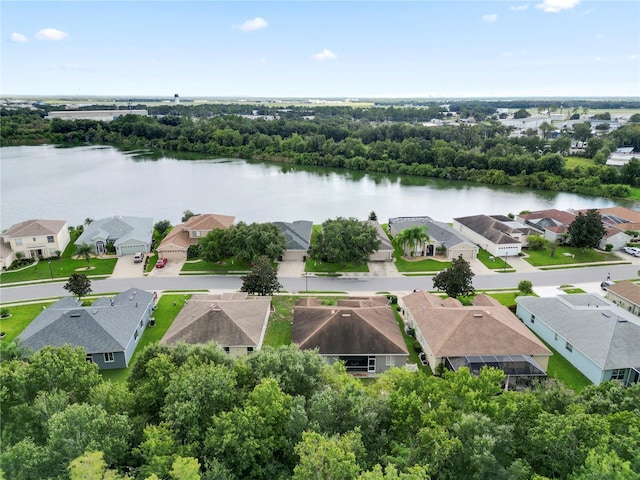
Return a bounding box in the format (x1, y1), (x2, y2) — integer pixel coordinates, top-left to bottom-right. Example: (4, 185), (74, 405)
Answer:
(0, 219), (70, 268)
(452, 214), (528, 257)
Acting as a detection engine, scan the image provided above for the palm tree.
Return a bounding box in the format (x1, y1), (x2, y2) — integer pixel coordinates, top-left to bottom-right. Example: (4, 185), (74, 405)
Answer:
(76, 242), (92, 267)
(393, 226), (429, 257)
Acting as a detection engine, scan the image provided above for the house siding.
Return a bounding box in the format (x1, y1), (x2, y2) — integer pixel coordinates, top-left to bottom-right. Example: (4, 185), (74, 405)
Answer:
(7, 223), (70, 260)
(91, 351), (127, 370)
(322, 354), (407, 374)
(452, 221), (522, 257)
(515, 304), (599, 385)
(122, 302), (153, 366)
(606, 292), (640, 316)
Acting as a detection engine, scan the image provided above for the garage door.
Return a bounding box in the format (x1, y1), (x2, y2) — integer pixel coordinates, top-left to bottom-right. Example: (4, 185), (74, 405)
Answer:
(160, 250), (187, 261)
(119, 245), (148, 255)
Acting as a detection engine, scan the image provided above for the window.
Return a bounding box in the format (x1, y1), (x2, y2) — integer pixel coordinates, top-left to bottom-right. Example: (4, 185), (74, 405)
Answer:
(47, 235), (55, 243)
(565, 342), (573, 353)
(103, 352), (115, 363)
(86, 354), (93, 363)
(247, 347), (254, 353)
(530, 314), (535, 324)
(140, 319), (143, 328)
(611, 369), (626, 381)
(386, 356), (394, 366)
(223, 347), (230, 353)
(554, 333), (558, 341)
(15, 238), (22, 246)
(134, 330), (139, 340)
(192, 230), (201, 237)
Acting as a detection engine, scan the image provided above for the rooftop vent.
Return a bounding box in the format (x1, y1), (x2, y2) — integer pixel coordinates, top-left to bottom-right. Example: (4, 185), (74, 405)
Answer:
(601, 312), (611, 318)
(92, 309), (98, 314)
(473, 313), (483, 318)
(341, 313), (351, 318)
(617, 318), (628, 323)
(70, 312), (81, 318)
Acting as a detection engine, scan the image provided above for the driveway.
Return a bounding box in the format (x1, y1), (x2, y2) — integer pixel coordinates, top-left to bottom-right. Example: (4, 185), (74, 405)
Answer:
(148, 259), (184, 277)
(111, 255), (146, 279)
(367, 261), (401, 277)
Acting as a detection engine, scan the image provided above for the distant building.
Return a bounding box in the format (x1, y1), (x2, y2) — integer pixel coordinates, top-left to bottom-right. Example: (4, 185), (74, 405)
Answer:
(606, 147), (638, 167)
(46, 110), (148, 122)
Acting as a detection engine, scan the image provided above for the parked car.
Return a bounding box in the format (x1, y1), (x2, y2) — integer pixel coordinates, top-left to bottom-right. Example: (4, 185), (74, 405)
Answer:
(133, 252), (144, 263)
(622, 246), (640, 257)
(155, 258), (168, 268)
(601, 280), (615, 290)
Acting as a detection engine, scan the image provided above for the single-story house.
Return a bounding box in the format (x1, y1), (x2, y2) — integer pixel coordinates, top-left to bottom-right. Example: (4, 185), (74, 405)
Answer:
(273, 220), (313, 262)
(516, 209), (577, 244)
(399, 291), (551, 386)
(581, 206), (640, 243)
(160, 293), (271, 357)
(74, 216), (154, 256)
(157, 213), (235, 260)
(292, 296), (409, 374)
(453, 215), (529, 257)
(388, 216), (478, 260)
(0, 219), (70, 267)
(367, 221), (394, 262)
(605, 280), (640, 317)
(516, 294), (640, 386)
(18, 288), (156, 369)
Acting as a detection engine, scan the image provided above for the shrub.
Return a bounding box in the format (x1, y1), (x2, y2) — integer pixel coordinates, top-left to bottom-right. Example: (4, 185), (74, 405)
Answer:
(0, 307), (10, 318)
(519, 280), (534, 295)
(412, 339), (422, 353)
(527, 235), (547, 251)
(605, 244), (613, 252)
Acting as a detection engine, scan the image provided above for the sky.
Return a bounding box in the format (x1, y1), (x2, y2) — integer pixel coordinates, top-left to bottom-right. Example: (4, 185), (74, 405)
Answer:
(2, 0), (639, 98)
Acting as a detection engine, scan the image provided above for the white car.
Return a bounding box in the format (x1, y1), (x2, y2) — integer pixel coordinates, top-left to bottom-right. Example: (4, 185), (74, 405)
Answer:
(622, 246), (640, 257)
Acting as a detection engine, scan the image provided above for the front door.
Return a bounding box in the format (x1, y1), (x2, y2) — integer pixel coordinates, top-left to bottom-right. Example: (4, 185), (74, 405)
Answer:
(96, 241), (105, 255)
(368, 357), (376, 373)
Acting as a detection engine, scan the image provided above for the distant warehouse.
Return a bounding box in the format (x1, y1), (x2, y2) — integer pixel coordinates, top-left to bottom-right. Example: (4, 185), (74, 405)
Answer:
(45, 109), (148, 122)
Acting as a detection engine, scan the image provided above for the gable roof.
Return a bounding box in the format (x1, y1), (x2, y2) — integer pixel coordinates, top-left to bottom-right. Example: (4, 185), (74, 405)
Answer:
(292, 297), (408, 355)
(18, 288), (155, 354)
(518, 209), (576, 228)
(75, 216), (153, 246)
(273, 220), (313, 251)
(453, 215), (522, 245)
(158, 214), (235, 252)
(403, 291), (550, 358)
(516, 294), (640, 370)
(2, 219), (67, 238)
(366, 220), (394, 252)
(606, 280), (640, 306)
(388, 216), (475, 249)
(161, 293), (270, 347)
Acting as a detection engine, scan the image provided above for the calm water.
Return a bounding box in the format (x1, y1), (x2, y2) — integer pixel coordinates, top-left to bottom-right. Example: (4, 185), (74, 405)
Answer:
(1, 145), (636, 230)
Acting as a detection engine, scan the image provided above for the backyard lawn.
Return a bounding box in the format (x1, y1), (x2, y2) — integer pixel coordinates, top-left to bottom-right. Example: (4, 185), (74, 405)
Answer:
(541, 339), (592, 392)
(263, 295), (296, 347)
(524, 246), (620, 267)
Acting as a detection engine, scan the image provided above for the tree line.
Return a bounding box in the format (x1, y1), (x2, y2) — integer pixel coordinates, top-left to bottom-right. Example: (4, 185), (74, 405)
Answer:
(2, 342), (639, 479)
(2, 105), (639, 199)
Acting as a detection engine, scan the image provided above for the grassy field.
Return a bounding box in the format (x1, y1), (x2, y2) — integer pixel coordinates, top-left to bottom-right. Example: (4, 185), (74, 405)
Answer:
(0, 302), (55, 344)
(477, 249), (512, 270)
(565, 156), (596, 169)
(524, 246), (620, 267)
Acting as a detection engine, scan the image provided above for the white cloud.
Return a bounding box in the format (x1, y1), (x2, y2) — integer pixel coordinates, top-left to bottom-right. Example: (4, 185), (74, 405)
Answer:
(536, 0), (580, 13)
(36, 28), (69, 41)
(10, 32), (28, 43)
(510, 4), (530, 11)
(483, 14), (498, 22)
(312, 49), (337, 62)
(237, 17), (268, 32)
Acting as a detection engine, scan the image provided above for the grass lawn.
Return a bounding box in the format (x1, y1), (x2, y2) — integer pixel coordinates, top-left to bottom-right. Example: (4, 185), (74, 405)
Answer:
(100, 294), (190, 382)
(393, 307), (432, 375)
(263, 295), (296, 347)
(145, 253), (158, 273)
(181, 258), (252, 273)
(0, 256), (117, 284)
(562, 288), (586, 294)
(477, 249), (512, 270)
(629, 186), (640, 202)
(486, 292), (522, 307)
(394, 255), (450, 273)
(0, 302), (54, 344)
(304, 258), (369, 273)
(524, 246), (619, 267)
(541, 338), (592, 392)
(565, 156), (596, 169)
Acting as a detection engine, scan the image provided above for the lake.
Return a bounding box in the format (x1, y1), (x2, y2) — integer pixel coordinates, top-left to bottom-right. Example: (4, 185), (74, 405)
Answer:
(1, 145), (636, 230)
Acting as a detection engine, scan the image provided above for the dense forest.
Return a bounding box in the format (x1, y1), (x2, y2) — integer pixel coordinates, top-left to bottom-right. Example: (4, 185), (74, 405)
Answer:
(1, 102), (639, 199)
(2, 343), (639, 479)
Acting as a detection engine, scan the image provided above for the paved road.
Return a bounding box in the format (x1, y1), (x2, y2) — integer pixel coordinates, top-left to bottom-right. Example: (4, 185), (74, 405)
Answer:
(1, 263), (637, 303)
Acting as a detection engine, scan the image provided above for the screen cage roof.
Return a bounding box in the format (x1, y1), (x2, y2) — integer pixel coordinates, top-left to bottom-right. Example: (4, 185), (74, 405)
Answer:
(445, 354), (547, 377)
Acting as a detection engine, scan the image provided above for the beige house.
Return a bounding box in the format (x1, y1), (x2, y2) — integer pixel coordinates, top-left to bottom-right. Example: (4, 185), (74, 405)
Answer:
(399, 291), (551, 386)
(1, 219), (70, 268)
(160, 293), (270, 357)
(292, 296), (408, 374)
(157, 214), (235, 260)
(368, 221), (394, 262)
(605, 281), (640, 316)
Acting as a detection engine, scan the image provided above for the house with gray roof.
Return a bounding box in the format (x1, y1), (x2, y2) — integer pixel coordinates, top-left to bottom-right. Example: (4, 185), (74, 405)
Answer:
(388, 216), (478, 260)
(453, 214), (534, 257)
(161, 293), (271, 357)
(367, 220), (394, 262)
(605, 281), (640, 317)
(74, 216), (154, 256)
(516, 294), (640, 386)
(18, 288), (156, 369)
(1, 219), (70, 268)
(273, 220), (313, 261)
(292, 296), (409, 375)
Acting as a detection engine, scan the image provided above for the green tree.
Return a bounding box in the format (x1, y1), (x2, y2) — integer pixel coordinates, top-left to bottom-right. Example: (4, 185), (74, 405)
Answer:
(568, 209), (606, 251)
(182, 209), (197, 222)
(368, 211), (378, 221)
(513, 108), (531, 119)
(432, 255), (475, 298)
(629, 113), (640, 123)
(76, 242), (93, 266)
(170, 456), (202, 480)
(527, 235), (547, 251)
(240, 255), (282, 296)
(518, 280), (534, 295)
(154, 219), (172, 236)
(393, 225), (429, 257)
(199, 228), (232, 263)
(68, 451), (130, 480)
(539, 122), (554, 140)
(311, 217), (380, 265)
(572, 122), (592, 142)
(63, 273), (92, 299)
(293, 430), (364, 480)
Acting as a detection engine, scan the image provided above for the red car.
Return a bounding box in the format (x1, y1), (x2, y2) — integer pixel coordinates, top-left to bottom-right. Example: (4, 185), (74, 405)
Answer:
(155, 258), (168, 268)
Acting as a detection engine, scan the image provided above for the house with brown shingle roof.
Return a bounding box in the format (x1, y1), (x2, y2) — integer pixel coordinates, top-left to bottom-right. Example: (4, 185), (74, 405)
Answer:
(606, 281), (640, 316)
(157, 214), (235, 260)
(160, 292), (270, 357)
(516, 209), (576, 244)
(452, 214), (532, 257)
(292, 296), (409, 374)
(579, 206), (640, 245)
(399, 291), (551, 384)
(1, 219), (70, 268)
